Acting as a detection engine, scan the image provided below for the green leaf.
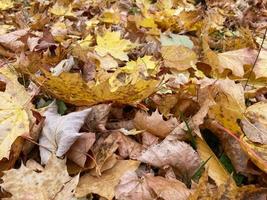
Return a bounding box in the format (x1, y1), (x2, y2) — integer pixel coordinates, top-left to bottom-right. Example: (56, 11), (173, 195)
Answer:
(56, 100), (67, 115)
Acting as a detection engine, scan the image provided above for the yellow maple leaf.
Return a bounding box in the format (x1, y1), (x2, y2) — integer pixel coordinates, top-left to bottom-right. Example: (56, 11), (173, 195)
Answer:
(161, 45), (197, 71)
(31, 66), (159, 106)
(49, 2), (75, 17)
(95, 31), (135, 61)
(77, 34), (93, 50)
(0, 0), (13, 10)
(0, 66), (32, 160)
(99, 9), (120, 24)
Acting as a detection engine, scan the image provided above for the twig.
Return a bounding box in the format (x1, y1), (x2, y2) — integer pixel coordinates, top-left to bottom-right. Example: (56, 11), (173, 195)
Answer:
(244, 27), (267, 89)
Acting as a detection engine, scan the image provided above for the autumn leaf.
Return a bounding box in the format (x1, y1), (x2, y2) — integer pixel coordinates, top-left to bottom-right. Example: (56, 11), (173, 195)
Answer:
(39, 102), (91, 164)
(30, 67), (159, 106)
(0, 66), (32, 160)
(115, 171), (155, 200)
(139, 139), (201, 179)
(75, 160), (140, 199)
(95, 31), (135, 61)
(0, 155), (79, 200)
(134, 110), (178, 138)
(241, 102), (267, 144)
(0, 0), (14, 11)
(196, 136), (232, 186)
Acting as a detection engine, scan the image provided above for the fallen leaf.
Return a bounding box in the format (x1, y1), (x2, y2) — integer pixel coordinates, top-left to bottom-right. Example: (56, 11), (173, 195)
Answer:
(49, 2), (75, 17)
(134, 110), (178, 138)
(0, 0), (14, 10)
(39, 102), (91, 164)
(115, 171), (155, 200)
(207, 79), (245, 135)
(50, 56), (75, 76)
(240, 136), (267, 173)
(161, 33), (194, 49)
(1, 155), (79, 200)
(161, 45), (197, 71)
(0, 29), (28, 52)
(30, 68), (159, 106)
(241, 102), (267, 144)
(67, 132), (95, 167)
(0, 66), (32, 160)
(75, 160), (140, 200)
(139, 139), (201, 179)
(196, 136), (231, 186)
(145, 174), (192, 200)
(106, 131), (143, 159)
(95, 31), (134, 61)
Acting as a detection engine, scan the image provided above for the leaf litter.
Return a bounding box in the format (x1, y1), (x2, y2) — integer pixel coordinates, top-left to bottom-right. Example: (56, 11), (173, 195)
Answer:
(0, 0), (267, 199)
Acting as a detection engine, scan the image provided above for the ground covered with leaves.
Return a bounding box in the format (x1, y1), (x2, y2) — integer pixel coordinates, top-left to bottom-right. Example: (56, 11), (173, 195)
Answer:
(0, 0), (267, 199)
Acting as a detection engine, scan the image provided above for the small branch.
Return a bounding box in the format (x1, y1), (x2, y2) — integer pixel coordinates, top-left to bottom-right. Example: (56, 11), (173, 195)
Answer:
(244, 27), (267, 89)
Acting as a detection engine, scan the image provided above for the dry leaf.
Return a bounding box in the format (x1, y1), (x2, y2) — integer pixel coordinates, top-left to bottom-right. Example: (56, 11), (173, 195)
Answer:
(139, 139), (201, 178)
(0, 66), (32, 160)
(115, 171), (155, 200)
(75, 160), (140, 200)
(196, 136), (231, 186)
(39, 102), (91, 164)
(134, 110), (178, 138)
(145, 174), (192, 200)
(67, 132), (95, 167)
(161, 45), (197, 71)
(1, 155), (79, 200)
(106, 131), (143, 159)
(30, 69), (159, 106)
(242, 102), (267, 144)
(95, 31), (134, 61)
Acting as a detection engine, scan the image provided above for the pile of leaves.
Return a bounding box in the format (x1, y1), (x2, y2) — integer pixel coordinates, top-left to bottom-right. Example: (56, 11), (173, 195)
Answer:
(0, 0), (267, 199)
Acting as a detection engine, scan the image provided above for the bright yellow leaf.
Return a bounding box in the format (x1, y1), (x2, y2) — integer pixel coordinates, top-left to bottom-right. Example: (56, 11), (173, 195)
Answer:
(95, 31), (135, 61)
(0, 0), (13, 10)
(31, 67), (159, 106)
(49, 2), (75, 17)
(0, 66), (32, 160)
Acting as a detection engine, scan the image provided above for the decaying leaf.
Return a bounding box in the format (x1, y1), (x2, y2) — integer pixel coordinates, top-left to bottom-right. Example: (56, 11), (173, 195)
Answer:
(115, 171), (155, 200)
(1, 155), (79, 200)
(39, 102), (91, 164)
(139, 139), (201, 179)
(134, 110), (178, 138)
(242, 102), (267, 144)
(145, 174), (192, 200)
(67, 132), (96, 167)
(75, 160), (140, 199)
